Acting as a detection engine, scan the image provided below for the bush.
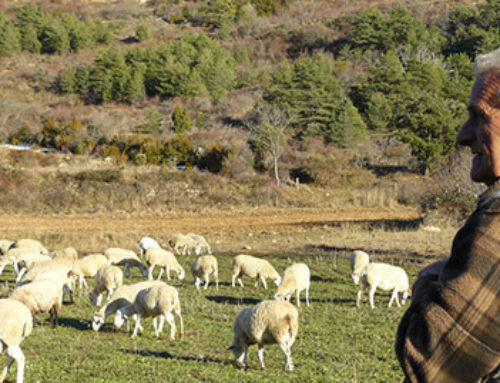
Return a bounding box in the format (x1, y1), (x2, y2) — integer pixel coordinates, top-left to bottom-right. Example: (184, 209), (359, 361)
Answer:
(198, 144), (229, 173)
(172, 106), (192, 133)
(0, 14), (21, 57)
(135, 22), (151, 42)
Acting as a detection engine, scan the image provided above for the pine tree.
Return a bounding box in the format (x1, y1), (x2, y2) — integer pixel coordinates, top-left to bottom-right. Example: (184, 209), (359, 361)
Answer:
(0, 14), (21, 57)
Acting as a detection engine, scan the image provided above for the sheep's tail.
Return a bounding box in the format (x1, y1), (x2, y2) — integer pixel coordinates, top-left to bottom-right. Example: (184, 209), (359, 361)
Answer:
(285, 311), (299, 343)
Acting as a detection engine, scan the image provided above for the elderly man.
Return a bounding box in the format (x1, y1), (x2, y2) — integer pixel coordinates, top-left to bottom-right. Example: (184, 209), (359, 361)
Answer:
(395, 48), (500, 382)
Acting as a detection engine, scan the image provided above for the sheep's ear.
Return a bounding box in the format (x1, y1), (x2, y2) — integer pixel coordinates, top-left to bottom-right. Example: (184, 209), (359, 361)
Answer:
(227, 344), (235, 350)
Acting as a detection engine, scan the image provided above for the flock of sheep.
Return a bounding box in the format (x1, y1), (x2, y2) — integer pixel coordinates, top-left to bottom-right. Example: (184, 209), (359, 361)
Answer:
(0, 236), (411, 382)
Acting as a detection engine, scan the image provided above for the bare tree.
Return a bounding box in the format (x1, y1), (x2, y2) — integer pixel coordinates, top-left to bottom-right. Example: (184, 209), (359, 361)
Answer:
(247, 106), (290, 186)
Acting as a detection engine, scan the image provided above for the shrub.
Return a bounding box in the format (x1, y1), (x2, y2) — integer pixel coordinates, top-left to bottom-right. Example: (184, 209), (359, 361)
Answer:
(0, 14), (21, 57)
(135, 22), (151, 42)
(198, 144), (229, 173)
(172, 106), (192, 133)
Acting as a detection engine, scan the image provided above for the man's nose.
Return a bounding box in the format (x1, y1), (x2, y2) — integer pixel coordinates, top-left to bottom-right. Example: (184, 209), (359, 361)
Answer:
(457, 120), (475, 147)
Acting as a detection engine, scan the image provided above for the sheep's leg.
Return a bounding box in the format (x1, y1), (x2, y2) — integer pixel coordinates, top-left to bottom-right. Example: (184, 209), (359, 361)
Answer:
(279, 342), (293, 371)
(195, 277), (201, 290)
(15, 268), (26, 284)
(394, 290), (401, 307)
(356, 281), (366, 308)
(63, 284), (74, 304)
(49, 306), (58, 328)
(257, 345), (265, 369)
(9, 346), (24, 383)
(132, 315), (142, 338)
(305, 287), (310, 307)
(153, 317), (159, 337)
(13, 262), (19, 275)
(388, 289), (398, 307)
(296, 289), (301, 307)
(82, 276), (89, 289)
(148, 265), (154, 280)
(0, 350), (14, 382)
(166, 266), (171, 281)
(157, 268), (164, 280)
(174, 309), (184, 338)
(369, 285), (377, 309)
(261, 276), (268, 290)
(231, 274), (236, 287)
(124, 263), (130, 278)
(254, 277), (259, 287)
(238, 277), (244, 287)
(158, 315), (165, 335)
(215, 272), (219, 290)
(204, 274), (209, 290)
(96, 293), (103, 306)
(165, 312), (176, 340)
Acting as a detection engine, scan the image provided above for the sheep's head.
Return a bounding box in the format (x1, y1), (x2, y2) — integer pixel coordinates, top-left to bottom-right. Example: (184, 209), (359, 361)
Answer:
(89, 292), (102, 306)
(178, 268), (185, 280)
(274, 275), (282, 287)
(351, 274), (360, 285)
(114, 310), (126, 329)
(91, 313), (105, 331)
(274, 292), (291, 302)
(401, 290), (410, 305)
(228, 342), (245, 366)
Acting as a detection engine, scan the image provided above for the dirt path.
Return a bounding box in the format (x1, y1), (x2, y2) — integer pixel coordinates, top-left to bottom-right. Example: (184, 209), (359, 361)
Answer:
(0, 208), (421, 236)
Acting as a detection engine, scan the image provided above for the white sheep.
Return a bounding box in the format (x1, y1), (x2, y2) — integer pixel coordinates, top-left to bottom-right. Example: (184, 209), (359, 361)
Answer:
(350, 250), (370, 285)
(191, 255), (218, 290)
(51, 247), (78, 261)
(11, 239), (48, 255)
(91, 280), (165, 332)
(11, 278), (65, 327)
(138, 236), (161, 257)
(14, 253), (52, 283)
(0, 298), (33, 383)
(89, 265), (123, 306)
(1, 248), (45, 275)
(274, 263), (310, 307)
(169, 233), (198, 256)
(0, 240), (13, 256)
(187, 233), (212, 255)
(104, 248), (147, 278)
(143, 248), (185, 281)
(231, 254), (281, 289)
(114, 284), (184, 339)
(71, 254), (109, 291)
(229, 300), (299, 371)
(356, 262), (410, 309)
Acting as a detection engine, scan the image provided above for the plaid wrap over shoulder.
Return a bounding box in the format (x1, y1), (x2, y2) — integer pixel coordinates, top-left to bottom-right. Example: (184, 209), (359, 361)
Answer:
(396, 181), (500, 383)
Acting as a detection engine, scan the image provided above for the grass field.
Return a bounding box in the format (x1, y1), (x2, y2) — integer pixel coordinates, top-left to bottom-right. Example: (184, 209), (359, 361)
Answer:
(0, 250), (420, 382)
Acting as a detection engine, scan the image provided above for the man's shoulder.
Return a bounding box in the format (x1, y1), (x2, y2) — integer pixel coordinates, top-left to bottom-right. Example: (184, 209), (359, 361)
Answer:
(484, 197), (500, 214)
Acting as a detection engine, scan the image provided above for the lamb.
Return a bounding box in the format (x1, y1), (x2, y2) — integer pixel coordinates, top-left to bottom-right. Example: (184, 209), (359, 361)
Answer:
(71, 254), (109, 290)
(11, 278), (65, 327)
(138, 237), (161, 257)
(51, 247), (78, 261)
(114, 284), (184, 339)
(229, 300), (299, 371)
(104, 248), (147, 278)
(169, 233), (199, 256)
(89, 265), (123, 306)
(350, 250), (370, 285)
(143, 248), (185, 281)
(11, 239), (48, 255)
(356, 262), (410, 309)
(0, 240), (13, 256)
(0, 298), (33, 383)
(187, 233), (212, 255)
(191, 255), (218, 290)
(231, 254), (281, 289)
(91, 280), (165, 332)
(274, 263), (310, 307)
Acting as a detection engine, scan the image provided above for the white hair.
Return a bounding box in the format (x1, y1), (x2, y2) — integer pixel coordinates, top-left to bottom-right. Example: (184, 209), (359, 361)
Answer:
(473, 47), (500, 77)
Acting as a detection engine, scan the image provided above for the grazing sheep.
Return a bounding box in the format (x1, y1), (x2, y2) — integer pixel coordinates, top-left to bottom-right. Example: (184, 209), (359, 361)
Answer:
(71, 254), (109, 290)
(169, 233), (198, 256)
(229, 300), (299, 371)
(0, 240), (13, 256)
(231, 254), (281, 290)
(91, 280), (165, 332)
(356, 262), (410, 309)
(89, 265), (123, 306)
(143, 248), (185, 281)
(11, 279), (65, 328)
(51, 247), (78, 261)
(104, 248), (147, 278)
(114, 284), (184, 339)
(14, 253), (52, 283)
(1, 248), (46, 275)
(11, 239), (48, 256)
(138, 237), (161, 257)
(191, 255), (218, 290)
(350, 250), (370, 285)
(0, 298), (33, 383)
(275, 263), (310, 307)
(187, 233), (212, 255)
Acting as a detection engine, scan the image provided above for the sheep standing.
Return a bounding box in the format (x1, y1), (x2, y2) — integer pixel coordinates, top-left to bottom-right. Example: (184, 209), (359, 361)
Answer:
(229, 300), (299, 371)
(0, 298), (33, 383)
(138, 237), (161, 257)
(191, 255), (218, 290)
(356, 262), (410, 309)
(187, 233), (212, 254)
(104, 248), (147, 278)
(89, 265), (123, 306)
(11, 279), (65, 327)
(350, 250), (370, 285)
(91, 280), (165, 332)
(52, 247), (78, 261)
(231, 254), (281, 289)
(71, 254), (109, 291)
(169, 234), (198, 256)
(275, 263), (310, 307)
(11, 239), (48, 255)
(114, 284), (184, 339)
(143, 248), (185, 281)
